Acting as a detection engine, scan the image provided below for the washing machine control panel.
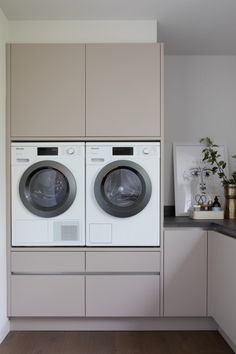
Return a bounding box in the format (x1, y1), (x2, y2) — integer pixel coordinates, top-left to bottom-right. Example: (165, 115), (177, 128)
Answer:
(12, 144), (83, 165)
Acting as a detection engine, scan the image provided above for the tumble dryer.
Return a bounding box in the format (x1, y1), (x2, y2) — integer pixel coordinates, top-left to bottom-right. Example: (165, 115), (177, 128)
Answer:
(86, 142), (160, 246)
(11, 142), (85, 246)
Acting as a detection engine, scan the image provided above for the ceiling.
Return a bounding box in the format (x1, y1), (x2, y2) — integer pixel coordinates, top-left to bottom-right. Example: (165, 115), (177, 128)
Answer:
(1, 0), (236, 54)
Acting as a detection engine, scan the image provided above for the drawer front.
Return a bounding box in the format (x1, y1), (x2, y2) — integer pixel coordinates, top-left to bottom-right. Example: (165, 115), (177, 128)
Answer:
(11, 252), (85, 273)
(86, 252), (160, 272)
(86, 275), (160, 317)
(11, 275), (85, 317)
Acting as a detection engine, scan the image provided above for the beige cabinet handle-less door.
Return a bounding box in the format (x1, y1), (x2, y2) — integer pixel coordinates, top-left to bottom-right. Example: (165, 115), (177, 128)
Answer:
(164, 229), (207, 317)
(208, 231), (236, 343)
(86, 44), (161, 137)
(86, 275), (160, 317)
(10, 44), (85, 138)
(11, 275), (85, 317)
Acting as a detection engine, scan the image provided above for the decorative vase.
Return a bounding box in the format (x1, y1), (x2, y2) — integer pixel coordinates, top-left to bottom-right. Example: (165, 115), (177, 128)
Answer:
(224, 184), (236, 219)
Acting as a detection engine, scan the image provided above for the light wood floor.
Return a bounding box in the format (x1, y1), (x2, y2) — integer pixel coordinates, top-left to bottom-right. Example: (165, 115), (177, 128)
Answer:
(0, 331), (234, 354)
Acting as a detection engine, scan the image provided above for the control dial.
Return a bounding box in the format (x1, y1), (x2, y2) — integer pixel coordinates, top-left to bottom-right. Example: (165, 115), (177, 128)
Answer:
(143, 148), (150, 155)
(67, 147), (75, 155)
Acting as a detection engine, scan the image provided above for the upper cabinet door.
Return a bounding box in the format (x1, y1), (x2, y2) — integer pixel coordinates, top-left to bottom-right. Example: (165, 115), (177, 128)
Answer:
(10, 44), (85, 138)
(86, 44), (161, 137)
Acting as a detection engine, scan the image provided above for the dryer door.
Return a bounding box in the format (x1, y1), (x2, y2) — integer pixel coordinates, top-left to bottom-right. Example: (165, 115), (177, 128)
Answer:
(94, 160), (152, 217)
(19, 161), (76, 217)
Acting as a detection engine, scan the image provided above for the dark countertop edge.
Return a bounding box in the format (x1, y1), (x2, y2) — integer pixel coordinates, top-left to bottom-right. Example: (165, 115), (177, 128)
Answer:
(164, 217), (236, 239)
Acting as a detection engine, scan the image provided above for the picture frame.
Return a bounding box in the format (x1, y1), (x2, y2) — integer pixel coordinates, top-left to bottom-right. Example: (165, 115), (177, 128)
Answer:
(173, 143), (228, 216)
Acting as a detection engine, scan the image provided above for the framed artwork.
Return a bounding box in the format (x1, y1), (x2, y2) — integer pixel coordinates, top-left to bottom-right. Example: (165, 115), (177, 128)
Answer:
(173, 143), (228, 216)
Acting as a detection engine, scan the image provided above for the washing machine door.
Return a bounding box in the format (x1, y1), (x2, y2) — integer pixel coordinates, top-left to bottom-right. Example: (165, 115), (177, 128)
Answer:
(94, 160), (152, 217)
(19, 161), (76, 217)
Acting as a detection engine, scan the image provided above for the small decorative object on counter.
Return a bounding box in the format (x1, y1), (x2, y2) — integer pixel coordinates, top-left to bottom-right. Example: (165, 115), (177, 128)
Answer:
(190, 197), (224, 219)
(200, 137), (236, 219)
(193, 204), (201, 211)
(212, 196), (221, 211)
(200, 203), (209, 211)
(224, 185), (236, 219)
(207, 199), (213, 210)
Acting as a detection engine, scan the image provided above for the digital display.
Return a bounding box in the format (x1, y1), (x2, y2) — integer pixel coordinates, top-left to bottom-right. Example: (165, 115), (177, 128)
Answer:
(37, 147), (58, 156)
(112, 147), (133, 155)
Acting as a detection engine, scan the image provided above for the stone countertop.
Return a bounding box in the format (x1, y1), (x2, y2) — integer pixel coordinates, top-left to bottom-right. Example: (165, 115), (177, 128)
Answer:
(164, 216), (236, 239)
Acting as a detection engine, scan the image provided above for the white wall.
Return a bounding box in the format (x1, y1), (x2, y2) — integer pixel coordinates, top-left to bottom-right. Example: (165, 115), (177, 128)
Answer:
(0, 8), (9, 344)
(8, 20), (157, 43)
(165, 56), (236, 205)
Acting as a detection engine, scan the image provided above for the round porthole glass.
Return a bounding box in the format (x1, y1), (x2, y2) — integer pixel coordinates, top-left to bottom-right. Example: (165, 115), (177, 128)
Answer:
(94, 160), (152, 217)
(19, 161), (76, 217)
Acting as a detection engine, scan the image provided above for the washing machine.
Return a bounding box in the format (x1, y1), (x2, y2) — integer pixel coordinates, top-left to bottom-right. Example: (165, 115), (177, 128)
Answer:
(11, 142), (85, 246)
(86, 142), (160, 246)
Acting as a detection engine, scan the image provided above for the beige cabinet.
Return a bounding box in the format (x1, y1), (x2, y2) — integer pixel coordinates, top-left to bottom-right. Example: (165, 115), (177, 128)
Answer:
(9, 43), (162, 139)
(86, 275), (160, 317)
(10, 44), (85, 138)
(86, 251), (160, 272)
(11, 275), (85, 317)
(164, 229), (207, 317)
(9, 250), (160, 317)
(86, 44), (161, 137)
(85, 251), (160, 317)
(10, 251), (85, 317)
(208, 231), (236, 344)
(11, 251), (85, 273)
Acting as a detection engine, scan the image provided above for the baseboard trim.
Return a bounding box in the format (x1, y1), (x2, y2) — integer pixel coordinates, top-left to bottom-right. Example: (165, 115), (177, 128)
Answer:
(0, 320), (10, 344)
(10, 317), (217, 331)
(219, 326), (236, 353)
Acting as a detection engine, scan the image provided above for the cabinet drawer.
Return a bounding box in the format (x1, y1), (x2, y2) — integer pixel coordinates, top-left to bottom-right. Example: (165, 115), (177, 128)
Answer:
(86, 275), (160, 317)
(86, 252), (160, 273)
(11, 275), (85, 317)
(11, 251), (85, 273)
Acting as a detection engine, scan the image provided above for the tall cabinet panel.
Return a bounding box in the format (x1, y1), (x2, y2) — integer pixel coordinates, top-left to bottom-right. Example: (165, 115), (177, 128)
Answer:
(208, 231), (236, 343)
(86, 44), (161, 137)
(164, 229), (207, 317)
(10, 44), (85, 137)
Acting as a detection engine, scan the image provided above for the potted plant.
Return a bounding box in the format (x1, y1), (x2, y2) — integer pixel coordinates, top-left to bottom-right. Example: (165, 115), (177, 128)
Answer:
(200, 137), (236, 219)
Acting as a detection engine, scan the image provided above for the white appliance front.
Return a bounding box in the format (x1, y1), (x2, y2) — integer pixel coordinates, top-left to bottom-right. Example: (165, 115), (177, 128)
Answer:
(86, 142), (160, 246)
(11, 142), (85, 246)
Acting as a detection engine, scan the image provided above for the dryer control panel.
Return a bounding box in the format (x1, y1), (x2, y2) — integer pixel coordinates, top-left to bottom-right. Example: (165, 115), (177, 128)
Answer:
(86, 142), (160, 164)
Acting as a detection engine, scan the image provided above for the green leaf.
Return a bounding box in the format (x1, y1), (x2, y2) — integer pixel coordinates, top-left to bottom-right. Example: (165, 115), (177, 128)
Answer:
(206, 137), (213, 145)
